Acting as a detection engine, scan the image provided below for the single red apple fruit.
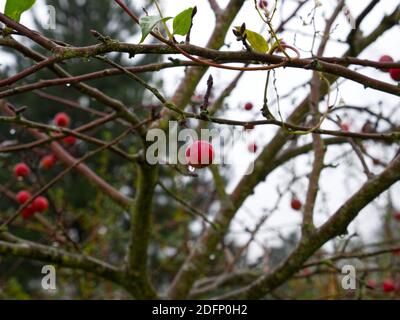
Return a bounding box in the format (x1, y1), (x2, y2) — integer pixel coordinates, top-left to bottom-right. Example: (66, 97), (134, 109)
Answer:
(341, 123), (350, 132)
(63, 135), (77, 145)
(291, 198), (302, 211)
(41, 154), (57, 169)
(382, 279), (395, 293)
(54, 112), (70, 127)
(248, 143), (258, 153)
(389, 68), (400, 81)
(394, 211), (400, 222)
(22, 204), (36, 220)
(244, 102), (254, 111)
(16, 191), (32, 204)
(33, 196), (49, 213)
(378, 55), (394, 72)
(259, 0), (268, 9)
(14, 162), (30, 178)
(185, 140), (215, 169)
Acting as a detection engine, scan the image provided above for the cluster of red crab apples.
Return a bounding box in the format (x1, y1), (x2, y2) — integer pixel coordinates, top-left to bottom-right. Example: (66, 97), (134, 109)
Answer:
(12, 112), (77, 219)
(367, 277), (400, 293)
(13, 163), (49, 219)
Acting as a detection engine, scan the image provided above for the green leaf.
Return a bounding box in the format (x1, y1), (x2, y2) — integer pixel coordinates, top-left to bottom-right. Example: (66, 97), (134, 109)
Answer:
(4, 0), (36, 22)
(234, 26), (269, 53)
(173, 7), (194, 36)
(139, 15), (171, 43)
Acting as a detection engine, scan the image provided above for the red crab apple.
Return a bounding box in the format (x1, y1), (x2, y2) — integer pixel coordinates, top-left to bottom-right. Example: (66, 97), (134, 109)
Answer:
(22, 204), (36, 220)
(340, 123), (350, 132)
(382, 279), (396, 293)
(185, 140), (215, 169)
(63, 135), (77, 145)
(259, 0), (268, 9)
(291, 198), (302, 211)
(244, 102), (254, 111)
(389, 68), (400, 81)
(394, 211), (400, 222)
(14, 162), (30, 178)
(41, 154), (57, 169)
(248, 143), (258, 153)
(54, 112), (70, 127)
(17, 191), (32, 204)
(33, 196), (49, 213)
(379, 55), (394, 72)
